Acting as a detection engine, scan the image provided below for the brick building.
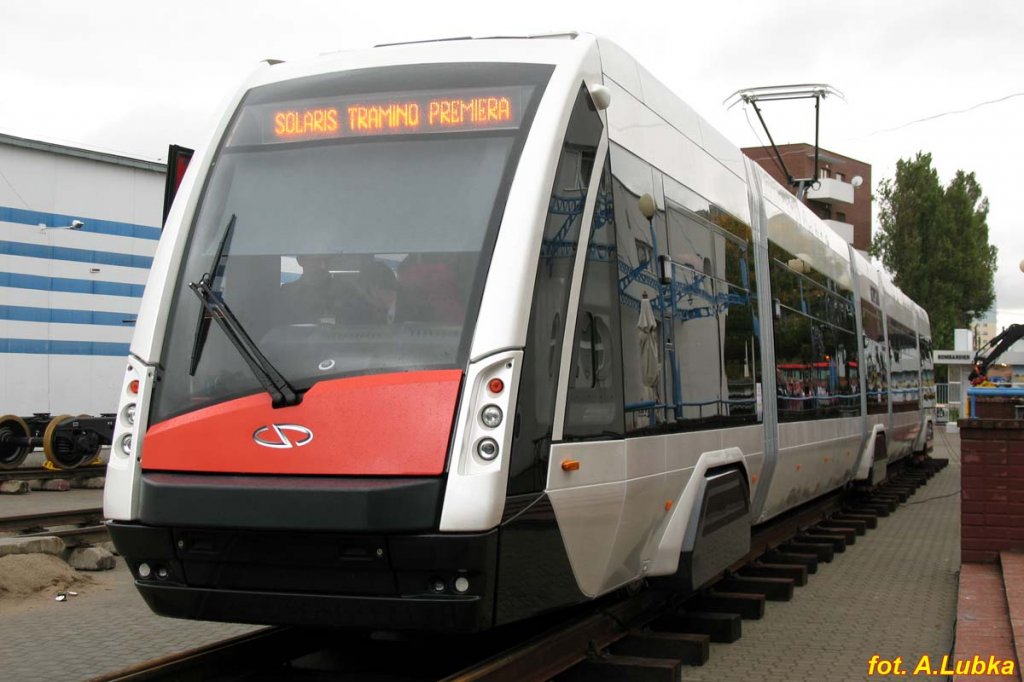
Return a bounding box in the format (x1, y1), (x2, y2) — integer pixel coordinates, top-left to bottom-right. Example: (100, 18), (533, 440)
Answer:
(742, 143), (872, 252)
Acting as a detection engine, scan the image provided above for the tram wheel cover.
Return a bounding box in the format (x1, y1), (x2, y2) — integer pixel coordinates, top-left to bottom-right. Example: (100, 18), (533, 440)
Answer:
(43, 414), (94, 469)
(0, 415), (31, 469)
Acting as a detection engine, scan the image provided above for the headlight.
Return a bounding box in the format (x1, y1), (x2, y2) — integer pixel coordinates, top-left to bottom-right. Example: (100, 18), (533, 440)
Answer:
(123, 403), (137, 426)
(480, 405), (503, 428)
(476, 438), (499, 461)
(120, 434), (133, 456)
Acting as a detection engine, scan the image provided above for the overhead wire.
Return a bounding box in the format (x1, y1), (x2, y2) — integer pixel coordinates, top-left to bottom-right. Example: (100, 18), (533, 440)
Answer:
(867, 91), (1024, 137)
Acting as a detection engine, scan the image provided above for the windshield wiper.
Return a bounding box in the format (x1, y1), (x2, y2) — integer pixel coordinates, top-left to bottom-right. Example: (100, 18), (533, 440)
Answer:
(188, 277), (301, 408)
(189, 214), (235, 376)
(186, 214), (301, 408)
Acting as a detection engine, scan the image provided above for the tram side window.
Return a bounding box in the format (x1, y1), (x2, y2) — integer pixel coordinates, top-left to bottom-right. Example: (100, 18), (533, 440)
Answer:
(663, 204), (760, 429)
(887, 316), (920, 412)
(508, 85), (603, 495)
(770, 243), (859, 422)
(716, 210), (760, 425)
(665, 203), (723, 428)
(861, 302), (888, 414)
(612, 153), (759, 435)
(564, 161), (625, 440)
(610, 152), (665, 435)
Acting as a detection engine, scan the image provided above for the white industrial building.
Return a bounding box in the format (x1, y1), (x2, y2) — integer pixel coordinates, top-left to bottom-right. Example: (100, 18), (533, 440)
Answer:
(0, 133), (165, 416)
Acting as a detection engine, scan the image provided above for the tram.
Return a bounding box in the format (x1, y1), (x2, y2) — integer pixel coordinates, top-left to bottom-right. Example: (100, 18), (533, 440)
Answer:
(103, 32), (934, 631)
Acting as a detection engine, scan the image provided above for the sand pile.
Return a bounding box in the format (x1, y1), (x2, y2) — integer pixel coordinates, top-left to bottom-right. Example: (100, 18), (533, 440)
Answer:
(0, 554), (92, 598)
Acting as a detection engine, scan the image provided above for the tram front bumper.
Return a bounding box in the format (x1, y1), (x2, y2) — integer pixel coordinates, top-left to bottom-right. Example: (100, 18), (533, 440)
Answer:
(107, 521), (499, 633)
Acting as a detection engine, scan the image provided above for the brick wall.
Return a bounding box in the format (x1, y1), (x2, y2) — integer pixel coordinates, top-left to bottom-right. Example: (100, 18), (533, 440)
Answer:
(960, 417), (1024, 563)
(741, 143), (873, 251)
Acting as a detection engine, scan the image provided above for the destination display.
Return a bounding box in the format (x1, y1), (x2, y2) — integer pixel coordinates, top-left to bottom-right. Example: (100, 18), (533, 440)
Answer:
(237, 86), (529, 145)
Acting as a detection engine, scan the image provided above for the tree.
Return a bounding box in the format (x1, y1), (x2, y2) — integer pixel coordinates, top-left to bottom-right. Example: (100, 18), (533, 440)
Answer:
(871, 153), (997, 347)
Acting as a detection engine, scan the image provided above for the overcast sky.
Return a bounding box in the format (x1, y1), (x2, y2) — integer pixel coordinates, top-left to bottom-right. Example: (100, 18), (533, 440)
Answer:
(2, 0), (1021, 331)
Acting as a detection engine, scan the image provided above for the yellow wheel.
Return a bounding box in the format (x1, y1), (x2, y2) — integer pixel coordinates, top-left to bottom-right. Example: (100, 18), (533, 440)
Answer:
(43, 414), (79, 469)
(44, 414), (102, 469)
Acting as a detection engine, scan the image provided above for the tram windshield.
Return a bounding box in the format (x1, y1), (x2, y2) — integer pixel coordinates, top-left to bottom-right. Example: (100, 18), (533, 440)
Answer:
(151, 63), (551, 423)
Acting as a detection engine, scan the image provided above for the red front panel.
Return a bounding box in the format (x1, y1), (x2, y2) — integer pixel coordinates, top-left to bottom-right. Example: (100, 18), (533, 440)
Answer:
(142, 370), (462, 476)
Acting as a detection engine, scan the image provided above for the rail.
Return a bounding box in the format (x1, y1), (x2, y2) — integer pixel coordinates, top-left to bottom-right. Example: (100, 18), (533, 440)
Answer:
(0, 507), (104, 534)
(445, 456), (947, 680)
(82, 457), (948, 681)
(441, 592), (666, 682)
(0, 464), (106, 482)
(0, 507), (108, 546)
(87, 628), (326, 682)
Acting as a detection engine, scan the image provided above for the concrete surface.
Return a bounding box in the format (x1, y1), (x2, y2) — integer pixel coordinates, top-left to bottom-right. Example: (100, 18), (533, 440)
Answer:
(0, 559), (260, 681)
(0, 535), (64, 557)
(681, 431), (962, 681)
(1, 458), (260, 681)
(67, 546), (116, 571)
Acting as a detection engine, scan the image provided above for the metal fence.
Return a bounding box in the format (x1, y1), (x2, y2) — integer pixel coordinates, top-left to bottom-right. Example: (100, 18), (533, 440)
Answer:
(935, 382), (962, 422)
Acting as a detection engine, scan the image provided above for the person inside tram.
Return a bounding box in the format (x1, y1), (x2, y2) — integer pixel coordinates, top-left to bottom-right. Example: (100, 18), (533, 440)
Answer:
(338, 260), (399, 325)
(280, 254), (336, 323)
(395, 253), (465, 324)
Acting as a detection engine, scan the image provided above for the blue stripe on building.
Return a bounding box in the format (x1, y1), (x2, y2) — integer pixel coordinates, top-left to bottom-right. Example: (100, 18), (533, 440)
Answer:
(0, 272), (145, 297)
(0, 338), (131, 356)
(0, 241), (154, 269)
(0, 205), (161, 241)
(1, 305), (135, 326)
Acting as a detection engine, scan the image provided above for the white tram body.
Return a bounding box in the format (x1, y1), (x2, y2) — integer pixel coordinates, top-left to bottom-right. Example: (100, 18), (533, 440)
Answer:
(104, 33), (934, 631)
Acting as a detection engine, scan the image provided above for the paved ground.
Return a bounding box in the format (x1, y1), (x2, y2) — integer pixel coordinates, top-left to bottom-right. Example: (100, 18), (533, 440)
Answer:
(0, 558), (260, 681)
(0, 435), (963, 681)
(683, 431), (962, 682)
(1, 453), (260, 682)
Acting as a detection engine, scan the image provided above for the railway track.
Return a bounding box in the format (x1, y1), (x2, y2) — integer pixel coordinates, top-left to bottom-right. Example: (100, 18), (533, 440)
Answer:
(90, 456), (949, 682)
(0, 507), (108, 546)
(0, 464), (106, 483)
